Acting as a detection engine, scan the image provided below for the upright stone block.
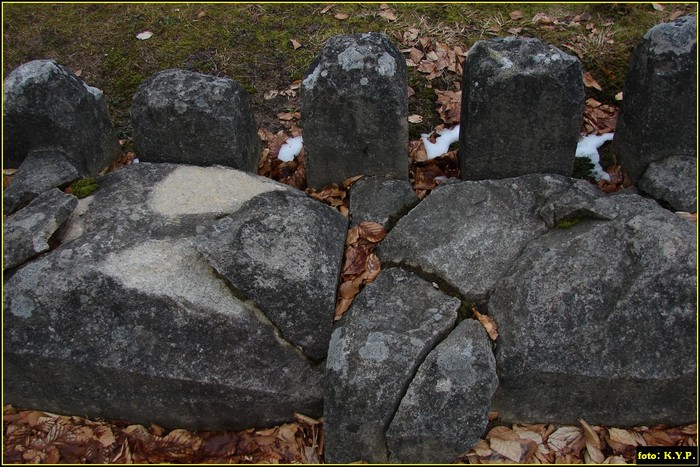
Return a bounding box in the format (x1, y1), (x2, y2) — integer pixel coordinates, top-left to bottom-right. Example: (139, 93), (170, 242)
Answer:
(131, 69), (259, 173)
(3, 59), (120, 175)
(613, 16), (696, 183)
(301, 33), (408, 189)
(459, 37), (584, 180)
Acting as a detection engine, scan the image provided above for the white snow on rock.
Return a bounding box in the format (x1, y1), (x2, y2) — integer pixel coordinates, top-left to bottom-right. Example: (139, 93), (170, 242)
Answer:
(278, 136), (303, 162)
(576, 133), (614, 181)
(422, 125), (460, 159)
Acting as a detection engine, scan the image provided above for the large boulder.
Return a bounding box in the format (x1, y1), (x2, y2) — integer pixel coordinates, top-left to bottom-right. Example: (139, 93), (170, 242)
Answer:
(637, 154), (696, 213)
(459, 36), (584, 180)
(613, 16), (697, 183)
(131, 69), (259, 172)
(3, 163), (343, 431)
(3, 59), (120, 175)
(489, 187), (696, 426)
(301, 33), (408, 189)
(324, 267), (459, 463)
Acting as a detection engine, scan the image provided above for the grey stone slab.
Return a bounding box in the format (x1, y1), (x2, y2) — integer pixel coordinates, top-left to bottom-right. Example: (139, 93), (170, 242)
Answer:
(3, 188), (77, 270)
(302, 33), (408, 188)
(386, 320), (498, 463)
(489, 193), (696, 426)
(131, 69), (259, 172)
(459, 36), (584, 180)
(4, 149), (81, 215)
(323, 267), (460, 463)
(638, 155), (696, 212)
(195, 190), (348, 361)
(3, 59), (120, 175)
(349, 175), (419, 230)
(613, 16), (697, 182)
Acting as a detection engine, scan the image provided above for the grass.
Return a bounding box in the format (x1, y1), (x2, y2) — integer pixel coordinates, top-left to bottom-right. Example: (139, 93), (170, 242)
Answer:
(2, 3), (695, 141)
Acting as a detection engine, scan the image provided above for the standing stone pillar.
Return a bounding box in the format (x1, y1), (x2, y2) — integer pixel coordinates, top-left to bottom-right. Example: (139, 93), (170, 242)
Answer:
(459, 37), (584, 180)
(612, 16), (696, 203)
(301, 33), (408, 189)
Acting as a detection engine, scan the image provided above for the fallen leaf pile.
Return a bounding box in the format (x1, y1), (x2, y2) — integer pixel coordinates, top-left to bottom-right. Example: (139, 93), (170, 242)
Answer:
(409, 138), (460, 199)
(3, 406), (323, 464)
(459, 419), (696, 464)
(583, 96), (618, 136)
(257, 126), (306, 190)
(334, 220), (386, 321)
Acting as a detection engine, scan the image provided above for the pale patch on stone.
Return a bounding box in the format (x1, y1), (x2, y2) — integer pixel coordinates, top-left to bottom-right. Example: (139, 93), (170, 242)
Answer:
(149, 166), (283, 217)
(10, 294), (35, 319)
(338, 44), (366, 71)
(327, 327), (349, 378)
(302, 64), (322, 89)
(359, 332), (391, 362)
(377, 52), (396, 76)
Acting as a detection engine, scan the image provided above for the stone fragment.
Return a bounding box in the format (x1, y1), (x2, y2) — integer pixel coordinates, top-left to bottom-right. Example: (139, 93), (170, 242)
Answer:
(3, 59), (120, 175)
(386, 320), (498, 463)
(613, 16), (697, 182)
(302, 33), (408, 188)
(3, 188), (77, 270)
(490, 191), (696, 426)
(459, 36), (584, 180)
(195, 190), (348, 361)
(349, 175), (419, 230)
(638, 155), (696, 213)
(3, 149), (81, 215)
(323, 267), (459, 463)
(131, 69), (259, 172)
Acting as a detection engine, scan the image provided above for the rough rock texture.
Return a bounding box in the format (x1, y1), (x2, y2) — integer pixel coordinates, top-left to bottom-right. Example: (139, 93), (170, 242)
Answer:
(459, 36), (584, 180)
(490, 189), (697, 426)
(613, 16), (697, 183)
(302, 33), (408, 189)
(195, 190), (347, 361)
(349, 175), (419, 230)
(379, 174), (574, 300)
(386, 320), (498, 463)
(638, 155), (696, 213)
(324, 267), (459, 463)
(3, 188), (78, 271)
(3, 149), (82, 215)
(131, 69), (259, 172)
(3, 59), (120, 175)
(4, 163), (327, 431)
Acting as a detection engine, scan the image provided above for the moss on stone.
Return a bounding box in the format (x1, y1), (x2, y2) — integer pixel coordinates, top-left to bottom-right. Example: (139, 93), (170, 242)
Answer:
(70, 177), (98, 199)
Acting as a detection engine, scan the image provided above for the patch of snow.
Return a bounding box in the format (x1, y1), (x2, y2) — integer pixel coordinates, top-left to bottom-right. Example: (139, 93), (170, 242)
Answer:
(278, 136), (303, 162)
(422, 125), (460, 159)
(575, 133), (614, 181)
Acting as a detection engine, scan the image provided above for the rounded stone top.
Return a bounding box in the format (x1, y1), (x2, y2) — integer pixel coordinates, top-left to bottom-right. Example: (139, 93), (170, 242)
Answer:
(644, 15), (696, 55)
(467, 36), (579, 74)
(3, 59), (83, 103)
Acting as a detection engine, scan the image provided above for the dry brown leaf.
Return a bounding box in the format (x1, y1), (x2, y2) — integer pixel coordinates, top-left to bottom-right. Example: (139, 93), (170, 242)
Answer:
(408, 47), (424, 64)
(290, 38), (302, 50)
(488, 426), (521, 441)
(334, 12), (348, 20)
(510, 10), (524, 20)
(489, 437), (523, 462)
(320, 4), (334, 14)
(335, 298), (353, 319)
(608, 427), (639, 446)
(473, 308), (498, 341)
(579, 418), (602, 449)
(378, 8), (397, 21)
(339, 280), (360, 299)
(652, 3), (666, 11)
(583, 72), (603, 91)
(408, 114), (424, 123)
(669, 10), (685, 21)
(358, 221), (386, 243)
(615, 91), (624, 101)
(343, 174), (365, 188)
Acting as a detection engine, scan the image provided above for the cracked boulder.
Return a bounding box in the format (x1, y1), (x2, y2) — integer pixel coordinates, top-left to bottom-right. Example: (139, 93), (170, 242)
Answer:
(490, 187), (697, 426)
(3, 59), (120, 175)
(323, 267), (460, 463)
(3, 163), (339, 431)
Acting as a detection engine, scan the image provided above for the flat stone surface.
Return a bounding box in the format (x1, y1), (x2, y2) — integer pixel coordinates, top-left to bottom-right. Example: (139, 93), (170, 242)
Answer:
(638, 155), (696, 212)
(195, 190), (348, 361)
(4, 163), (326, 431)
(4, 149), (81, 215)
(489, 191), (696, 426)
(302, 33), (408, 188)
(459, 36), (584, 180)
(613, 16), (697, 182)
(131, 69), (259, 172)
(323, 267), (459, 463)
(349, 176), (419, 230)
(3, 59), (120, 175)
(379, 174), (574, 300)
(3, 188), (77, 270)
(386, 320), (498, 463)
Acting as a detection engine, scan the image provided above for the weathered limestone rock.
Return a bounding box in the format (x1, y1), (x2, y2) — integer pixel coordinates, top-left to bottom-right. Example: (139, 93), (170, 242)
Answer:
(131, 69), (259, 172)
(349, 175), (419, 230)
(613, 16), (697, 183)
(3, 149), (82, 215)
(4, 163), (327, 431)
(3, 59), (120, 175)
(459, 36), (584, 180)
(195, 190), (347, 361)
(324, 267), (459, 463)
(302, 33), (408, 189)
(490, 189), (696, 426)
(386, 320), (498, 463)
(638, 155), (696, 212)
(3, 188), (78, 270)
